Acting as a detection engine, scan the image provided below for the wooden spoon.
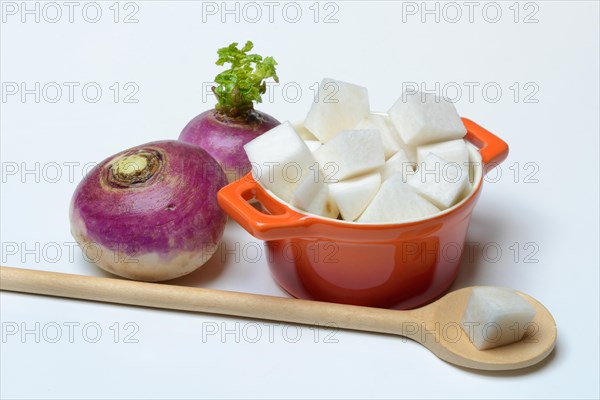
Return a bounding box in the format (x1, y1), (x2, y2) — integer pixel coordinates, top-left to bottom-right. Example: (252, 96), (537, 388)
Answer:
(0, 266), (556, 370)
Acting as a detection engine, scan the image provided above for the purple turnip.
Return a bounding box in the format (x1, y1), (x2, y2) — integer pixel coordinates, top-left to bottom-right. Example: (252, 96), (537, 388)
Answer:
(179, 41), (280, 182)
(69, 140), (227, 282)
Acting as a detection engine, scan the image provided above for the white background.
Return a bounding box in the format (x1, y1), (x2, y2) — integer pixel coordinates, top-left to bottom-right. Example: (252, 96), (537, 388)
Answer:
(1, 1), (599, 399)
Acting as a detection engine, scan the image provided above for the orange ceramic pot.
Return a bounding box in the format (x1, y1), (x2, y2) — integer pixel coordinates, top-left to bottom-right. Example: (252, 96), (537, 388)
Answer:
(217, 119), (508, 309)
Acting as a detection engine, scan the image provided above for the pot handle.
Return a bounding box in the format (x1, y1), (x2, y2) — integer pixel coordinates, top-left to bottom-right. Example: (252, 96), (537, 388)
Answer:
(462, 118), (509, 173)
(217, 175), (308, 240)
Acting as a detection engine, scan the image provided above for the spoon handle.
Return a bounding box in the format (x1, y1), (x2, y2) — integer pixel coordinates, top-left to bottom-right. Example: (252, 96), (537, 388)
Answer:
(0, 266), (425, 336)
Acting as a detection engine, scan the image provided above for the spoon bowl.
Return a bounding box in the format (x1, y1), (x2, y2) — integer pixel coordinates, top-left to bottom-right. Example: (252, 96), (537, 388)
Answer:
(415, 287), (557, 370)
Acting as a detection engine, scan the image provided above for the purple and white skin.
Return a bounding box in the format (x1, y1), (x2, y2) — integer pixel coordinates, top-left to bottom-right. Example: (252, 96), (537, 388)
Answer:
(179, 41), (280, 183)
(180, 110), (279, 182)
(69, 140), (228, 282)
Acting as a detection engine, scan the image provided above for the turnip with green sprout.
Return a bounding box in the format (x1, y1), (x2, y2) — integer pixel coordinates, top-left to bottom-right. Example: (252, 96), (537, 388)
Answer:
(179, 41), (281, 182)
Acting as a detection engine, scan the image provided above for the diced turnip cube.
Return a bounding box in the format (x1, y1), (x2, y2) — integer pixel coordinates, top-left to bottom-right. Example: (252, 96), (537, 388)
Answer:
(329, 173), (381, 221)
(358, 173), (440, 223)
(461, 287), (536, 350)
(388, 91), (467, 146)
(290, 172), (339, 219)
(303, 140), (322, 152)
(244, 122), (315, 202)
(355, 114), (404, 159)
(379, 149), (415, 182)
(305, 78), (370, 142)
(314, 129), (385, 181)
(408, 153), (470, 210)
(404, 147), (418, 164)
(292, 121), (318, 140)
(324, 199), (340, 219)
(417, 139), (470, 171)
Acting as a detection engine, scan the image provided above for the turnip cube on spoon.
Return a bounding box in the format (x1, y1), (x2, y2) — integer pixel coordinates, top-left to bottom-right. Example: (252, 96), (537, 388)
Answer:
(313, 129), (385, 181)
(329, 172), (381, 221)
(417, 139), (470, 171)
(305, 78), (370, 142)
(408, 153), (470, 209)
(388, 91), (466, 146)
(244, 122), (315, 202)
(461, 287), (536, 350)
(358, 173), (439, 223)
